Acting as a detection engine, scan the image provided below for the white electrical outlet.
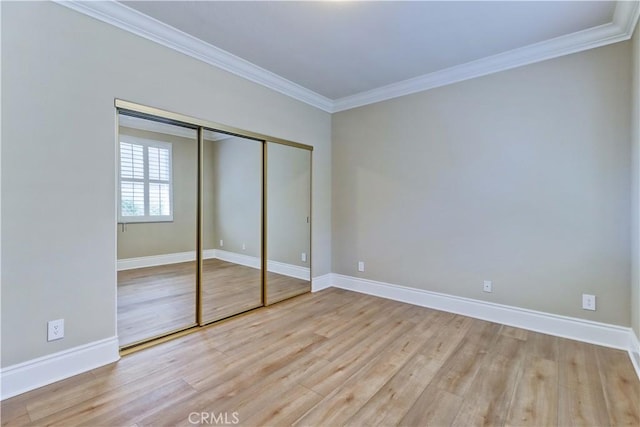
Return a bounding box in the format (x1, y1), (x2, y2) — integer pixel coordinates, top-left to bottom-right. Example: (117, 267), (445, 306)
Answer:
(47, 319), (64, 341)
(219, 240), (224, 247)
(582, 294), (596, 311)
(483, 280), (492, 293)
(301, 252), (307, 262)
(358, 261), (365, 272)
(242, 243), (246, 250)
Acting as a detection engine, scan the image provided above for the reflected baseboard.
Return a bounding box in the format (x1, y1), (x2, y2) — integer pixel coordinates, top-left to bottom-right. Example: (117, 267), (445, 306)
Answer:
(117, 250), (310, 280)
(214, 249), (260, 269)
(267, 260), (310, 281)
(116, 250), (215, 271)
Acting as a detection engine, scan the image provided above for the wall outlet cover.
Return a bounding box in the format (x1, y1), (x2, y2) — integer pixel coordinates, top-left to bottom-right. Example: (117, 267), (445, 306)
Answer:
(47, 319), (64, 341)
(582, 294), (596, 311)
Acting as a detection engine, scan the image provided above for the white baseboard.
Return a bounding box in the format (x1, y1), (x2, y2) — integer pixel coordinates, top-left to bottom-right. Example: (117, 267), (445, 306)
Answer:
(118, 250), (310, 280)
(117, 251), (196, 270)
(203, 249), (216, 260)
(630, 331), (640, 380)
(328, 273), (639, 378)
(311, 273), (333, 292)
(0, 337), (120, 400)
(214, 249), (261, 270)
(267, 260), (310, 281)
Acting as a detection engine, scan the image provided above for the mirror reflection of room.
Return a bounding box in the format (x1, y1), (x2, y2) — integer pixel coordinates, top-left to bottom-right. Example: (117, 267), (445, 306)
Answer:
(116, 114), (198, 347)
(115, 112), (313, 347)
(201, 130), (263, 324)
(266, 142), (311, 304)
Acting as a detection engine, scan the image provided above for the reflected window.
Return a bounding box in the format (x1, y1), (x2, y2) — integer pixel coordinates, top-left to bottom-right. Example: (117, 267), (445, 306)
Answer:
(118, 135), (173, 222)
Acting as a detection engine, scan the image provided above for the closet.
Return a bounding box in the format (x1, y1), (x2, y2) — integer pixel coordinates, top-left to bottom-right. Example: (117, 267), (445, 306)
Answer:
(115, 100), (312, 350)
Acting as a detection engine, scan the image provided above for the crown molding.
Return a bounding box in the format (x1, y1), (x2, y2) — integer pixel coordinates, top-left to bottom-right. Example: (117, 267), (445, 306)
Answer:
(333, 0), (640, 112)
(55, 0), (638, 114)
(53, 0), (334, 113)
(614, 0), (640, 36)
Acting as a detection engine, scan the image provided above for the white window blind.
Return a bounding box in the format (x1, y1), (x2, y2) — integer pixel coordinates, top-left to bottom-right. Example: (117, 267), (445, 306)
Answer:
(118, 136), (173, 223)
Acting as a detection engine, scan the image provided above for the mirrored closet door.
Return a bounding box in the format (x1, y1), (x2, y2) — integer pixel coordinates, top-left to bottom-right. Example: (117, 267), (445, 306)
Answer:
(116, 113), (198, 347)
(265, 142), (312, 304)
(200, 130), (263, 324)
(115, 100), (313, 350)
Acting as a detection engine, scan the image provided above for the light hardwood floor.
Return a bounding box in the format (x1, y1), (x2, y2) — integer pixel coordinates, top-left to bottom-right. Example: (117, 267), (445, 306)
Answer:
(4, 288), (639, 426)
(118, 259), (310, 346)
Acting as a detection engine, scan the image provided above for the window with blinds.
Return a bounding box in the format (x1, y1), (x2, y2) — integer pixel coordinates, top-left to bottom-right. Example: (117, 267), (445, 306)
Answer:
(118, 136), (173, 223)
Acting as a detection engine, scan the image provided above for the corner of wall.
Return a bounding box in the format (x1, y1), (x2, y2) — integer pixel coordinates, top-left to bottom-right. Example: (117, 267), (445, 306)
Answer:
(632, 16), (640, 341)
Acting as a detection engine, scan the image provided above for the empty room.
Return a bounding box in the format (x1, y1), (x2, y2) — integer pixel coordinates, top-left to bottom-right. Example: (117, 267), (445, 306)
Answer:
(2, 1), (640, 426)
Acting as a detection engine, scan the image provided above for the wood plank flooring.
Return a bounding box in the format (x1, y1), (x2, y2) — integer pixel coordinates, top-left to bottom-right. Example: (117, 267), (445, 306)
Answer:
(117, 259), (310, 346)
(4, 288), (639, 427)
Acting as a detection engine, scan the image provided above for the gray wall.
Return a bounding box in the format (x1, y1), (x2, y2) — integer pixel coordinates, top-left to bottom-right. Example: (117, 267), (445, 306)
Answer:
(1, 1), (331, 367)
(632, 23), (640, 338)
(267, 143), (311, 268)
(332, 42), (632, 326)
(207, 136), (262, 257)
(117, 126), (200, 259)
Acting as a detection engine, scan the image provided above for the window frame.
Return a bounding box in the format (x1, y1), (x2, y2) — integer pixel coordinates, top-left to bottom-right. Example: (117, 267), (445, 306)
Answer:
(117, 134), (174, 224)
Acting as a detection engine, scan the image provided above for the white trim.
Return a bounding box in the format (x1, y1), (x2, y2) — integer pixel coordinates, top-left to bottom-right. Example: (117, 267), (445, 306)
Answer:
(54, 1), (638, 113)
(267, 260), (310, 281)
(117, 250), (309, 280)
(0, 337), (120, 400)
(630, 331), (640, 381)
(117, 250), (217, 270)
(117, 250), (196, 270)
(311, 273), (333, 292)
(614, 0), (640, 37)
(328, 274), (639, 379)
(331, 274), (631, 349)
(202, 249), (216, 260)
(212, 250), (312, 279)
(53, 0), (333, 113)
(214, 249), (261, 270)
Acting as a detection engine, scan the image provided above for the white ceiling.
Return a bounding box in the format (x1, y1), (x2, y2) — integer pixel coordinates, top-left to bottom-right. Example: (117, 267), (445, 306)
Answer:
(60, 1), (638, 112)
(122, 1), (616, 100)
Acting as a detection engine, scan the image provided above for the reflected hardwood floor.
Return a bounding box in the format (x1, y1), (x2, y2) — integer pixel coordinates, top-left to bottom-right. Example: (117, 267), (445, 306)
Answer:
(266, 271), (310, 305)
(118, 262), (196, 346)
(200, 259), (262, 324)
(4, 288), (639, 426)
(117, 259), (309, 346)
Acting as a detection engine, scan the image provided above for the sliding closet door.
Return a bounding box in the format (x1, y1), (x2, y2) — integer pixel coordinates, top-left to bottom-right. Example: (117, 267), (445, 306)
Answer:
(116, 113), (198, 347)
(200, 130), (263, 324)
(265, 142), (312, 304)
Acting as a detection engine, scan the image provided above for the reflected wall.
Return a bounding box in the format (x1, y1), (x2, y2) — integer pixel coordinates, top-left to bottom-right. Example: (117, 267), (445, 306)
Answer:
(200, 131), (263, 323)
(266, 142), (312, 304)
